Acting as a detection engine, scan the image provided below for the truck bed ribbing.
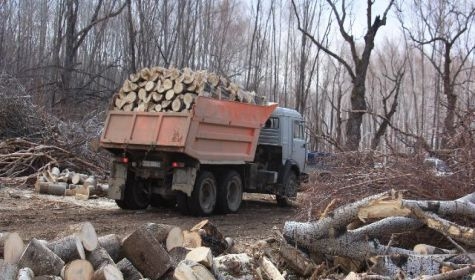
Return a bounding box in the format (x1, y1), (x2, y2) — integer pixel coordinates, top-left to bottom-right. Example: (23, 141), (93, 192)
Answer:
(101, 96), (277, 163)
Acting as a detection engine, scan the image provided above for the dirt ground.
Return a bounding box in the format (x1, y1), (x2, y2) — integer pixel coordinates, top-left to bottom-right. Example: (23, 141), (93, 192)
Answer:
(0, 186), (297, 249)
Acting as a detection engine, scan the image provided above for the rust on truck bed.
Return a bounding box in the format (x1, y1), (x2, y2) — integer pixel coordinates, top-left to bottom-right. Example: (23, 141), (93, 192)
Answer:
(100, 97), (277, 163)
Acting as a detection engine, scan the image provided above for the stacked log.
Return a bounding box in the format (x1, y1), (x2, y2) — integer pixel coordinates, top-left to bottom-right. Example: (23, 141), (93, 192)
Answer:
(113, 67), (262, 113)
(34, 166), (108, 200)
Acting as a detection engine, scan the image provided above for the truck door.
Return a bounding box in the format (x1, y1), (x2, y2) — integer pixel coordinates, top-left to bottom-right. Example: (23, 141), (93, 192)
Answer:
(291, 119), (306, 171)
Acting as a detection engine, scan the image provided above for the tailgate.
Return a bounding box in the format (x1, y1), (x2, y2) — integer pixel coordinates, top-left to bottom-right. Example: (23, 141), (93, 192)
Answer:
(100, 111), (191, 149)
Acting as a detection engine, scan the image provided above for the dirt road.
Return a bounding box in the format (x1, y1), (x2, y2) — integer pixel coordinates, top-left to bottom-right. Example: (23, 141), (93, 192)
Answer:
(0, 186), (297, 248)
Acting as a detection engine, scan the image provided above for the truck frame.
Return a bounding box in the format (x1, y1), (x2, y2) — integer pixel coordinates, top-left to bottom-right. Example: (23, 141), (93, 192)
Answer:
(100, 96), (306, 215)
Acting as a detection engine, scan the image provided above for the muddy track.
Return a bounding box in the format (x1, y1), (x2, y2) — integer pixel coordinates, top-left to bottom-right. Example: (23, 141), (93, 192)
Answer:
(0, 187), (297, 248)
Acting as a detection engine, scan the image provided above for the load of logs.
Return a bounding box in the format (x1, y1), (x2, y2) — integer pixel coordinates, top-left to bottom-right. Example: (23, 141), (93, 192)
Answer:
(34, 166), (107, 200)
(113, 67), (262, 113)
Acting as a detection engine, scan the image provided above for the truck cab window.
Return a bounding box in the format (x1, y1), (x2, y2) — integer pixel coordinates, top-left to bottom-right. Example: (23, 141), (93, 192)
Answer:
(264, 117), (279, 129)
(293, 120), (304, 139)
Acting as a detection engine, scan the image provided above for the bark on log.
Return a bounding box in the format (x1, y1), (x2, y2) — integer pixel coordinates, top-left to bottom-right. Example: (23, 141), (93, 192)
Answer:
(168, 247), (190, 268)
(141, 223), (183, 251)
(116, 258), (142, 280)
(190, 220), (227, 256)
(212, 254), (257, 280)
(0, 232), (7, 258)
(121, 226), (171, 279)
(61, 259), (94, 280)
(34, 181), (67, 195)
(0, 259), (18, 279)
(47, 235), (85, 263)
(279, 242), (316, 276)
(370, 254), (454, 277)
(86, 247), (115, 270)
(18, 238), (64, 276)
(97, 235), (121, 263)
(284, 217), (423, 260)
(18, 267), (34, 280)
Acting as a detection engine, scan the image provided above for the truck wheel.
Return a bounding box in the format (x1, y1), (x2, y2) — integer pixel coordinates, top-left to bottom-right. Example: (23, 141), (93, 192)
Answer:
(217, 171), (243, 213)
(123, 179), (151, 210)
(277, 171), (297, 207)
(188, 171), (217, 216)
(115, 199), (128, 209)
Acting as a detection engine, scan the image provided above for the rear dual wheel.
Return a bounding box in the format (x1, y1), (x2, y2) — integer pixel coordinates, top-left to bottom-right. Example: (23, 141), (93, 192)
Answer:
(181, 171), (217, 216)
(176, 169), (243, 216)
(115, 173), (151, 210)
(216, 170), (243, 213)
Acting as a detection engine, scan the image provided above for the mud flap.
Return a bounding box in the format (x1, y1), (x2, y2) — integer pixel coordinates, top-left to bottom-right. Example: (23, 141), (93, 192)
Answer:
(108, 161), (127, 200)
(171, 167), (197, 196)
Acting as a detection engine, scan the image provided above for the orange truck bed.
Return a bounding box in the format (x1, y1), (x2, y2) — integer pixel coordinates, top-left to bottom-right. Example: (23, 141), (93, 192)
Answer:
(100, 97), (277, 163)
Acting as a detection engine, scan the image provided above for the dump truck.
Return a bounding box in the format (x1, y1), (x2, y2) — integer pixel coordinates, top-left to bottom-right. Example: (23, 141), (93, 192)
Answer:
(100, 96), (306, 215)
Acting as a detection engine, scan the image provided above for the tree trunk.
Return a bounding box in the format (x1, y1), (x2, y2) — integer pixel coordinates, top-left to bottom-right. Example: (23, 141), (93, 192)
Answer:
(345, 78), (366, 151)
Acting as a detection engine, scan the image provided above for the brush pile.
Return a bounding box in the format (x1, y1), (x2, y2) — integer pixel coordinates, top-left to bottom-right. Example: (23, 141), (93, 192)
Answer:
(113, 67), (263, 113)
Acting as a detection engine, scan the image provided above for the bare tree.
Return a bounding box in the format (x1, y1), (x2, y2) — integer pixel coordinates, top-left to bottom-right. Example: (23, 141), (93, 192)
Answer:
(292, 0), (394, 151)
(397, 0), (475, 148)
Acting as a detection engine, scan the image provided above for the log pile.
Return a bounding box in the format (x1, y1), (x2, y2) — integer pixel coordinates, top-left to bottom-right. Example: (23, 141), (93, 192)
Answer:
(283, 190), (475, 279)
(113, 67), (262, 113)
(1, 192), (474, 279)
(34, 166), (107, 200)
(0, 220), (239, 280)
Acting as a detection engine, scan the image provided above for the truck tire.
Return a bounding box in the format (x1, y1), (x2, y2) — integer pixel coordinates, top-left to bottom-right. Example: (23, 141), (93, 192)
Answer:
(217, 170), (243, 213)
(115, 199), (127, 209)
(276, 171), (297, 207)
(123, 178), (151, 210)
(188, 171), (217, 216)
